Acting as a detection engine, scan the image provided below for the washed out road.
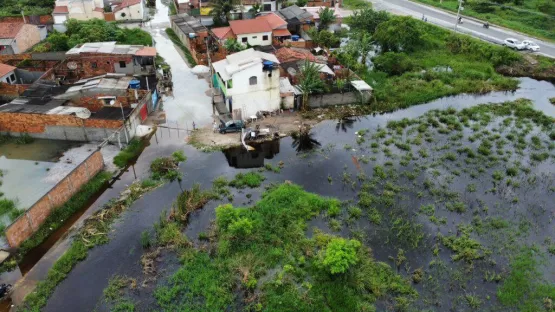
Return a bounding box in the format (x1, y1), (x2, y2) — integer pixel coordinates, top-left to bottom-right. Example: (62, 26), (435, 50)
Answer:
(367, 0), (555, 59)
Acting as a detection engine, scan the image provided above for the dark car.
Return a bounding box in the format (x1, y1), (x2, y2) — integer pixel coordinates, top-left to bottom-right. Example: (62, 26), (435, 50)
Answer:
(219, 120), (245, 134)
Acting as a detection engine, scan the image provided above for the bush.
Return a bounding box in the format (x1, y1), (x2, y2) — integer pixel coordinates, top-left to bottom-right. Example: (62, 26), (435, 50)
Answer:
(374, 16), (424, 52)
(113, 139), (145, 168)
(229, 172), (265, 189)
(373, 52), (415, 76)
(318, 237), (361, 274)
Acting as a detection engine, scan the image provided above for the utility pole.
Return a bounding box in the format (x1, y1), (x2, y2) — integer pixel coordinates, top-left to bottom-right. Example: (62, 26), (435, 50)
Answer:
(454, 0), (463, 31)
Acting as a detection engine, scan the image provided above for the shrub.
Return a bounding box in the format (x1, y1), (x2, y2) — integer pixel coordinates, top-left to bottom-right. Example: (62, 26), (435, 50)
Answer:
(140, 230), (151, 249)
(374, 16), (424, 52)
(373, 52), (415, 76)
(113, 139), (145, 168)
(318, 237), (361, 274)
(229, 172), (265, 188)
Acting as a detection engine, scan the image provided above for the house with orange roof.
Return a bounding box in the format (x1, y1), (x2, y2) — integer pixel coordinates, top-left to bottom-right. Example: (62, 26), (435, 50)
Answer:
(113, 0), (146, 22)
(0, 22), (41, 55)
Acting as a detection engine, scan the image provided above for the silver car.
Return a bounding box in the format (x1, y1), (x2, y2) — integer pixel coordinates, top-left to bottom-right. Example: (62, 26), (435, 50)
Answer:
(503, 38), (526, 50)
(522, 40), (540, 52)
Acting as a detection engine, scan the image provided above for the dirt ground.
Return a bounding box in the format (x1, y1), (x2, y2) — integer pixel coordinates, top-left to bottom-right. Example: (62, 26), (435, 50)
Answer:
(188, 111), (320, 150)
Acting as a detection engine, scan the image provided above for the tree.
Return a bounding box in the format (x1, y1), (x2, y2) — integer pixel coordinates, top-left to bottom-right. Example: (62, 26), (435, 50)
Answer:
(46, 32), (69, 51)
(347, 8), (389, 35)
(249, 2), (261, 14)
(344, 32), (373, 66)
(318, 238), (361, 274)
(318, 7), (336, 31)
(373, 52), (415, 75)
(296, 0), (308, 6)
(374, 16), (423, 52)
(224, 38), (245, 52)
(308, 28), (339, 49)
(296, 61), (326, 111)
(211, 0), (237, 26)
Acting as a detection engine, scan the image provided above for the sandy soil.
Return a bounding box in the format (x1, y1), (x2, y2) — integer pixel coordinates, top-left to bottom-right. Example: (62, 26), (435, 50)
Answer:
(189, 111), (319, 150)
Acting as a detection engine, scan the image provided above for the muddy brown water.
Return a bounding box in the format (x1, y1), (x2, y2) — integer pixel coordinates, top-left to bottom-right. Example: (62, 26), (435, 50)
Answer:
(11, 77), (552, 311)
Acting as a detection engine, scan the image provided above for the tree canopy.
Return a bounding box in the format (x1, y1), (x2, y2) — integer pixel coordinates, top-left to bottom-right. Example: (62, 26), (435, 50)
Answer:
(374, 16), (424, 52)
(347, 8), (390, 35)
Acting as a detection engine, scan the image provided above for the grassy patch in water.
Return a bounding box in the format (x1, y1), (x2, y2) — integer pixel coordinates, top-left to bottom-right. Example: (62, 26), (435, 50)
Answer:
(155, 183), (416, 311)
(113, 139), (146, 169)
(229, 172), (265, 189)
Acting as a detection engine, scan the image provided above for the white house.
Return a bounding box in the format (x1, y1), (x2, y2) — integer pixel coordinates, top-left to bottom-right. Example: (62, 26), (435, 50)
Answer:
(54, 0), (105, 21)
(113, 0), (145, 22)
(212, 49), (281, 119)
(228, 19), (273, 47)
(0, 64), (17, 84)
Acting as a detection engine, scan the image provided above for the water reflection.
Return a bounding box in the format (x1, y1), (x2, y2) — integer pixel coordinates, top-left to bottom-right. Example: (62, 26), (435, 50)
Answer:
(291, 129), (321, 153)
(223, 140), (280, 168)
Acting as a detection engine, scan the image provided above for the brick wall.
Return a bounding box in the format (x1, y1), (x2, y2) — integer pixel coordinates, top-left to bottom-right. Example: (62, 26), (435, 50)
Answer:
(58, 54), (134, 79)
(0, 53), (32, 64)
(0, 111), (123, 133)
(0, 83), (30, 96)
(4, 150), (105, 247)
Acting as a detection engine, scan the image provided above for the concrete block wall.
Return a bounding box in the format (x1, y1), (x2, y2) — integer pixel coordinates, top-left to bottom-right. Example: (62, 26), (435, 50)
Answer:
(308, 91), (367, 108)
(4, 150), (105, 247)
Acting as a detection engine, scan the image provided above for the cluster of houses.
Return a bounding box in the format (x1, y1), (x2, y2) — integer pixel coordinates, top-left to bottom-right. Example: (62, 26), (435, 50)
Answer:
(170, 3), (371, 121)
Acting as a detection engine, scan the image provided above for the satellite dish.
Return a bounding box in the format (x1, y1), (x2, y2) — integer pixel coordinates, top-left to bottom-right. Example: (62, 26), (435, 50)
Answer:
(110, 100), (116, 106)
(74, 108), (91, 119)
(67, 61), (77, 70)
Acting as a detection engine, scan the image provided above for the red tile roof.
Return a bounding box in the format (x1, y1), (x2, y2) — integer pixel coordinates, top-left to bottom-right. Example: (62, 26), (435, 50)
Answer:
(136, 46), (157, 56)
(229, 19), (272, 35)
(0, 22), (24, 39)
(52, 6), (69, 14)
(256, 13), (287, 30)
(211, 26), (234, 40)
(273, 29), (291, 37)
(275, 47), (316, 63)
(0, 63), (16, 78)
(114, 0), (142, 12)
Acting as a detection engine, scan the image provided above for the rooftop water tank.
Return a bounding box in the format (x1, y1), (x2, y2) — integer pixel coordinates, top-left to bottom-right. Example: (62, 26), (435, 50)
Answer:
(129, 79), (141, 89)
(291, 35), (300, 42)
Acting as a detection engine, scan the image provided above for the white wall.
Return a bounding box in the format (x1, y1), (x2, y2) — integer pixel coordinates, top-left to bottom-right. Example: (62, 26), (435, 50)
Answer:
(115, 2), (145, 21)
(53, 14), (68, 24)
(1, 71), (16, 84)
(236, 31), (272, 47)
(68, 0), (104, 20)
(227, 64), (281, 117)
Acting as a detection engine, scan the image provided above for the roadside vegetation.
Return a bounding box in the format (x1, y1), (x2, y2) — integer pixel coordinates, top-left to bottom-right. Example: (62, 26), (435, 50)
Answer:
(412, 0), (555, 41)
(113, 139), (147, 169)
(165, 28), (197, 66)
(31, 19), (154, 52)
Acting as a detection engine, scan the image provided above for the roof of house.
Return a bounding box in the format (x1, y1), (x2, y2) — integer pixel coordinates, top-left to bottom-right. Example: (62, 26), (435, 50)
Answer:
(276, 5), (313, 23)
(256, 13), (287, 30)
(52, 6), (69, 14)
(66, 42), (156, 56)
(60, 75), (133, 97)
(0, 63), (16, 77)
(211, 26), (234, 40)
(212, 48), (279, 81)
(114, 0), (142, 12)
(275, 47), (315, 63)
(272, 29), (291, 37)
(229, 19), (272, 35)
(0, 22), (24, 39)
(171, 13), (207, 35)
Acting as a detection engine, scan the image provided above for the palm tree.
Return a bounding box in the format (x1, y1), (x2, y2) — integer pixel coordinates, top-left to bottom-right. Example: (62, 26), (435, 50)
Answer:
(211, 0), (237, 26)
(318, 7), (336, 31)
(296, 61), (326, 111)
(292, 124), (321, 153)
(224, 38), (245, 52)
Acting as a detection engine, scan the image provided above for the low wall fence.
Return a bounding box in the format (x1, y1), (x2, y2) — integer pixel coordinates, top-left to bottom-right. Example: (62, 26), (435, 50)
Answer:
(4, 150), (105, 247)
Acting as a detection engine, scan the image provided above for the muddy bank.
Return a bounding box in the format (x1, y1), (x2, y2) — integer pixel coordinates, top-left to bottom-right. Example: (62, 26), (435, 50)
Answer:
(496, 55), (555, 83)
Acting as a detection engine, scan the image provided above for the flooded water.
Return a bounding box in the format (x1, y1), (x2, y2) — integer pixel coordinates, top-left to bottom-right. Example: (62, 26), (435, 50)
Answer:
(37, 76), (555, 312)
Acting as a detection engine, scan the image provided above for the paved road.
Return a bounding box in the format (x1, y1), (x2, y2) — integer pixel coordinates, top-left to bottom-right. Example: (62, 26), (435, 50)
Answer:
(368, 0), (555, 58)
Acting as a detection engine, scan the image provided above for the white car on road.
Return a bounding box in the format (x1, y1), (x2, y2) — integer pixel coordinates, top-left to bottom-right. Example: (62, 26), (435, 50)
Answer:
(522, 40), (540, 52)
(503, 38), (526, 50)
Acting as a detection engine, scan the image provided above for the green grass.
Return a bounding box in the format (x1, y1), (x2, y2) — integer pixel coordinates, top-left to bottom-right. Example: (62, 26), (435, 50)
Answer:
(342, 0), (371, 10)
(165, 28), (197, 66)
(412, 0), (555, 41)
(156, 183), (416, 311)
(497, 247), (555, 311)
(113, 139), (146, 169)
(228, 172), (265, 189)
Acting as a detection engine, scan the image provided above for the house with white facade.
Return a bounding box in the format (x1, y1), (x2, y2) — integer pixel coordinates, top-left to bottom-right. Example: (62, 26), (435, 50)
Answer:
(212, 48), (281, 119)
(0, 64), (17, 84)
(229, 19), (273, 47)
(113, 0), (146, 22)
(53, 0), (105, 21)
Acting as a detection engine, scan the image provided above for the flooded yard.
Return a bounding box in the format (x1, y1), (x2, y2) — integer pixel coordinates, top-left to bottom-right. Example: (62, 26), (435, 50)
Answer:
(36, 77), (555, 312)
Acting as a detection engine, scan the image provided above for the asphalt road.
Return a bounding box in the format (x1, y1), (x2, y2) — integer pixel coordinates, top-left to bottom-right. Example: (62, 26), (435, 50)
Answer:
(368, 0), (555, 59)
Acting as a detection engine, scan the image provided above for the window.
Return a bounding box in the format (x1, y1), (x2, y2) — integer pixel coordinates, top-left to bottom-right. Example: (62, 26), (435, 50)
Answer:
(249, 76), (257, 85)
(252, 36), (257, 39)
(263, 3), (271, 11)
(91, 62), (97, 68)
(263, 35), (269, 41)
(241, 37), (247, 43)
(119, 61), (127, 68)
(9, 74), (15, 83)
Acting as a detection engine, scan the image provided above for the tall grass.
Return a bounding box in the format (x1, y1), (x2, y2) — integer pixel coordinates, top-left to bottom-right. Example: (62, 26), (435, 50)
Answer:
(113, 139), (145, 169)
(165, 28), (197, 66)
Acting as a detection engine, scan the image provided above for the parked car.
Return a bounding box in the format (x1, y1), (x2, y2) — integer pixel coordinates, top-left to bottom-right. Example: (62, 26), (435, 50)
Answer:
(503, 38), (526, 50)
(219, 120), (245, 134)
(522, 40), (540, 52)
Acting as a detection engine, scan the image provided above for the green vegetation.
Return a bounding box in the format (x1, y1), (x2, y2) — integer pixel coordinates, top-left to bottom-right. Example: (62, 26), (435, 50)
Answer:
(342, 0), (371, 9)
(21, 177), (161, 311)
(113, 139), (146, 168)
(32, 19), (154, 52)
(156, 183), (416, 311)
(338, 9), (527, 111)
(165, 28), (197, 66)
(0, 133), (34, 145)
(228, 172), (265, 189)
(0, 0), (53, 16)
(412, 0), (555, 41)
(0, 171), (112, 274)
(150, 150), (187, 181)
(498, 248), (555, 311)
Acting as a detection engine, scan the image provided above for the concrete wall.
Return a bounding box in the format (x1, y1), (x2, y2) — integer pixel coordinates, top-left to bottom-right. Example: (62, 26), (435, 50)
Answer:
(237, 31), (272, 47)
(308, 90), (369, 108)
(14, 24), (42, 53)
(114, 2), (145, 21)
(14, 69), (44, 84)
(4, 150), (105, 247)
